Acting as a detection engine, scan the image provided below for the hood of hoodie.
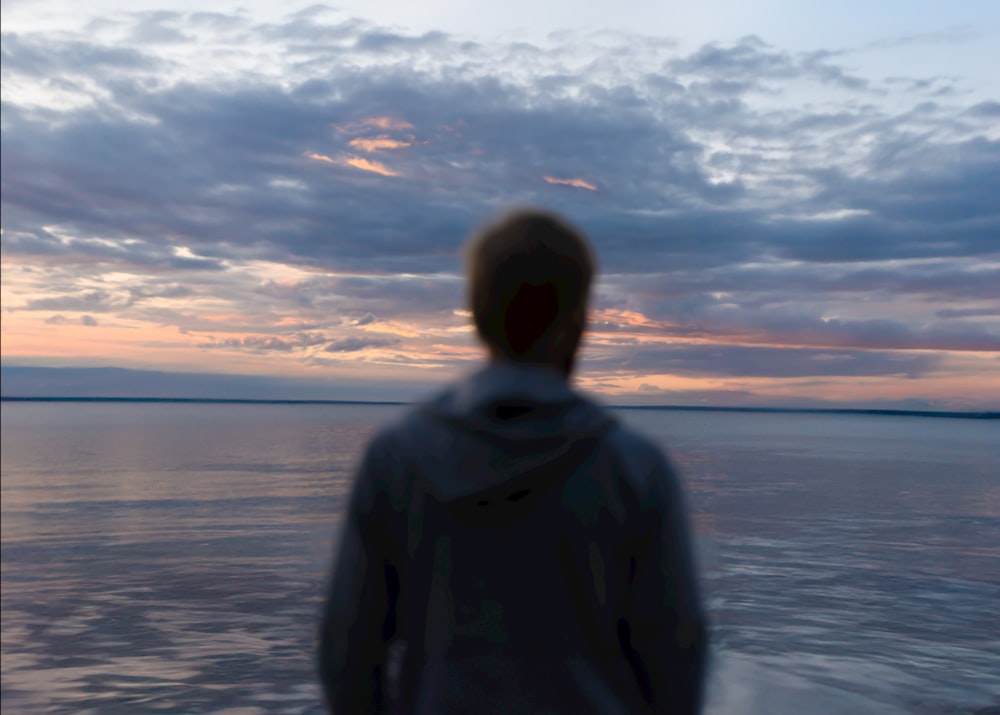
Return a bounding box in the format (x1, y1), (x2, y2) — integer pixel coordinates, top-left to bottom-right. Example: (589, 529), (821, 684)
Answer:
(411, 362), (617, 502)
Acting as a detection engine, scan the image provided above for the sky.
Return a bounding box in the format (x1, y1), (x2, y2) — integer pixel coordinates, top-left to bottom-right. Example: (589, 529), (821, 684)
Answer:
(2, 1), (999, 408)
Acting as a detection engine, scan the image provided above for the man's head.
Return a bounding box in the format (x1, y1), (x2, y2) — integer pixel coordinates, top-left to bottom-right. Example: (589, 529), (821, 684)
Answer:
(466, 209), (595, 375)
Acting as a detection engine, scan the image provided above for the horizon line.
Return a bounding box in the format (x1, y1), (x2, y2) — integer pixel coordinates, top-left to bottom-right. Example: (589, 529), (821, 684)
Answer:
(2, 396), (996, 420)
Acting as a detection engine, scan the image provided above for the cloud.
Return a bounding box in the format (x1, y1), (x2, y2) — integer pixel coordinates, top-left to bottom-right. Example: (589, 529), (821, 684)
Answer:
(27, 290), (130, 312)
(202, 332), (329, 352)
(334, 116), (416, 134)
(43, 313), (99, 326)
(324, 336), (399, 352)
(966, 101), (1000, 119)
(584, 343), (943, 379)
(305, 152), (336, 164)
(22, 283), (200, 314)
(0, 32), (163, 78)
(348, 137), (412, 152)
(936, 308), (1000, 319)
(669, 36), (869, 91)
(543, 176), (598, 191)
(305, 151), (399, 176)
(2, 228), (228, 272)
(340, 156), (399, 176)
(253, 273), (462, 317)
(595, 304), (1000, 352)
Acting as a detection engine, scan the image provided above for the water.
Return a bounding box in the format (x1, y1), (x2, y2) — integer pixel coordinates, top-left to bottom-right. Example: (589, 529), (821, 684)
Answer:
(1, 401), (998, 714)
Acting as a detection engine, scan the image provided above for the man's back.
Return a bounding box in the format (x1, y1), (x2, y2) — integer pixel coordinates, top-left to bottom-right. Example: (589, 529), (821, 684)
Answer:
(318, 362), (707, 714)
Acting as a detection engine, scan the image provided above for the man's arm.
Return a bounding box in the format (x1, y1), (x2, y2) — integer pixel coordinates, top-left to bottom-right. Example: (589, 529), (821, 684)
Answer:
(620, 444), (708, 715)
(317, 435), (399, 714)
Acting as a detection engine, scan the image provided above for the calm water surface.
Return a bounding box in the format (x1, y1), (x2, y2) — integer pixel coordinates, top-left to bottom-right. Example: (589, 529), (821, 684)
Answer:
(2, 402), (998, 714)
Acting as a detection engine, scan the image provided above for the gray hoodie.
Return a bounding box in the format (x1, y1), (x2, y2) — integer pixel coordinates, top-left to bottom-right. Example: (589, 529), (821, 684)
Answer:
(318, 362), (707, 714)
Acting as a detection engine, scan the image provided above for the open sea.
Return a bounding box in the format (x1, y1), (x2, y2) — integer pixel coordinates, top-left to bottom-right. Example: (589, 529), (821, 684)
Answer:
(1, 401), (998, 714)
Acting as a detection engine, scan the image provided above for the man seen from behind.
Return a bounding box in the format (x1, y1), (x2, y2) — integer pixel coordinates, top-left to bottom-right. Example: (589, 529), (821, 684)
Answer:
(318, 209), (708, 714)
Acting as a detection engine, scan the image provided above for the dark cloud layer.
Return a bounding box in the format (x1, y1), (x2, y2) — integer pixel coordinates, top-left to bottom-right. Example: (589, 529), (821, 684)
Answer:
(44, 314), (99, 326)
(324, 336), (399, 352)
(2, 9), (998, 396)
(4, 18), (997, 275)
(202, 332), (328, 352)
(585, 344), (941, 379)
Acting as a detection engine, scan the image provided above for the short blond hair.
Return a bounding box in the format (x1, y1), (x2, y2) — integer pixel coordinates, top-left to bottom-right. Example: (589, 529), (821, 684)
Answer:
(466, 209), (595, 361)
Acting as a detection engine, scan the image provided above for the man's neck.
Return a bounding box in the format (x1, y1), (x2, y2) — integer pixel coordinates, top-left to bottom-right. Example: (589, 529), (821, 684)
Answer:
(488, 354), (574, 379)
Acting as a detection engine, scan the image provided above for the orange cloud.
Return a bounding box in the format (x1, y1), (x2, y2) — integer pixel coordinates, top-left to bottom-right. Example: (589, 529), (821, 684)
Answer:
(348, 136), (412, 152)
(305, 152), (399, 177)
(361, 320), (424, 339)
(591, 308), (663, 329)
(543, 175), (598, 191)
(335, 116), (415, 134)
(342, 156), (399, 177)
(365, 116), (414, 131)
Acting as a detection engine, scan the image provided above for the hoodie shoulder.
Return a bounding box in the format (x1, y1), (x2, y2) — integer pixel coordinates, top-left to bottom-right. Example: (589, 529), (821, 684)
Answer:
(364, 367), (619, 502)
(605, 423), (679, 501)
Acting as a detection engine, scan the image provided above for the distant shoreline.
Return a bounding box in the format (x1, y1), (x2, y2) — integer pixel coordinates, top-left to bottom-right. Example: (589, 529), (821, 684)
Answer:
(2, 396), (996, 419)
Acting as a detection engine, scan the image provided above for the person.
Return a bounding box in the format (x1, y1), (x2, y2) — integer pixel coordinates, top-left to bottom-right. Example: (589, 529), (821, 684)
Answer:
(317, 209), (707, 714)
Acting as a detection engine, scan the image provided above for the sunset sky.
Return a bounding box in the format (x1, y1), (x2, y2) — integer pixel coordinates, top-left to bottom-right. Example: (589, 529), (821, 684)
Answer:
(2, 1), (999, 408)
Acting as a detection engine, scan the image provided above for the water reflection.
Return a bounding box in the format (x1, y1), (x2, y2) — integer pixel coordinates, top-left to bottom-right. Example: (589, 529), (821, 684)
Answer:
(2, 403), (998, 714)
